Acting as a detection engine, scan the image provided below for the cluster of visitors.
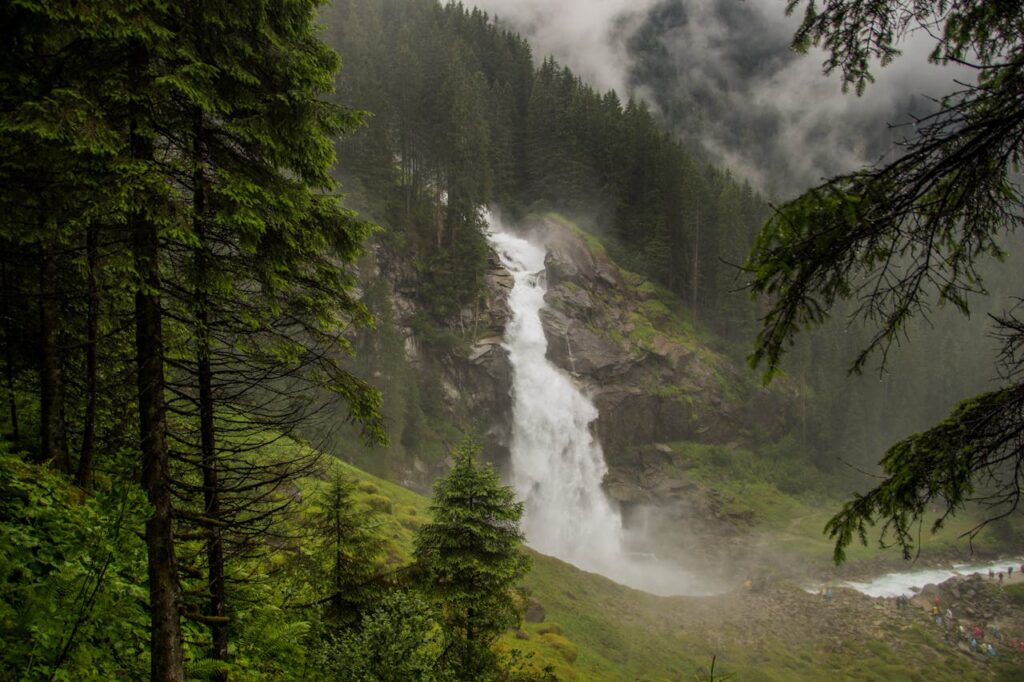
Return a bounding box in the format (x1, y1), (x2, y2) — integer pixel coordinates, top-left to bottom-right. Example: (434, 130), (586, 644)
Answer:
(985, 564), (1023, 584)
(923, 592), (1020, 659)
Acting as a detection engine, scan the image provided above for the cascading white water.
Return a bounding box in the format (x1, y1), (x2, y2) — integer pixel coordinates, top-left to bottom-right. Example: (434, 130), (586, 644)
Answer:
(486, 213), (705, 596)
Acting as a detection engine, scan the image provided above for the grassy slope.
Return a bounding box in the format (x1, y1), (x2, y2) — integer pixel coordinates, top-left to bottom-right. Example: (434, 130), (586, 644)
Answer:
(297, 449), (1020, 681)
(662, 439), (1013, 567)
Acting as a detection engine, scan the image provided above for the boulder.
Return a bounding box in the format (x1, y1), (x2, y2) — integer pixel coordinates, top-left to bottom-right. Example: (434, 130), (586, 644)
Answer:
(525, 598), (546, 623)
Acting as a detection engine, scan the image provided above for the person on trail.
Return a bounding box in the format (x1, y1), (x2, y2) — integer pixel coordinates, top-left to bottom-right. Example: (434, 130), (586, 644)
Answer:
(987, 643), (997, 657)
(825, 588), (833, 602)
(1010, 566), (1014, 577)
(989, 568), (995, 579)
(931, 605), (940, 616)
(999, 571), (1004, 584)
(945, 608), (953, 620)
(1018, 639), (1024, 653)
(970, 638), (978, 652)
(975, 625), (984, 640)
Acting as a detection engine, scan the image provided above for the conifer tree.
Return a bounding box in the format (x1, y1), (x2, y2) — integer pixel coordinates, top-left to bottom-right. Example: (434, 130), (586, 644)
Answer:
(2, 1), (384, 678)
(414, 441), (529, 679)
(311, 472), (384, 626)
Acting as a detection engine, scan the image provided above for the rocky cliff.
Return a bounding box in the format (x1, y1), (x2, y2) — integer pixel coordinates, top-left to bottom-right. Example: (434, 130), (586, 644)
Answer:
(523, 213), (801, 565)
(322, 236), (519, 490)
(352, 211), (801, 569)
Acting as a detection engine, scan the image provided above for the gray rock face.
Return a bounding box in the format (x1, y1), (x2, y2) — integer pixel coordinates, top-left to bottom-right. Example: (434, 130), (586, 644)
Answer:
(529, 215), (795, 475)
(539, 306), (632, 379)
(544, 224), (623, 290)
(524, 598), (546, 623)
(371, 243), (515, 484)
(505, 215), (799, 569)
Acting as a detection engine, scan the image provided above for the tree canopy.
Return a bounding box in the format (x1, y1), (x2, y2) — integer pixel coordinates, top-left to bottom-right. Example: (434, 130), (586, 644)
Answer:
(747, 0), (1024, 561)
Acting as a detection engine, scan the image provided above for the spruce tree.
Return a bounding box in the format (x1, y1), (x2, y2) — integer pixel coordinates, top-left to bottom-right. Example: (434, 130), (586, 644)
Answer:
(414, 441), (529, 679)
(2, 1), (384, 678)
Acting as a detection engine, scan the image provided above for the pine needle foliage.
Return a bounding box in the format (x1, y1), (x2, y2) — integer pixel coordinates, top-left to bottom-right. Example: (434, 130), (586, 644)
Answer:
(415, 441), (530, 680)
(748, 0), (1024, 562)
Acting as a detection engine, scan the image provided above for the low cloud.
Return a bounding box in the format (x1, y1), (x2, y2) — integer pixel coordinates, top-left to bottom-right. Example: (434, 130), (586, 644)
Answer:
(469, 0), (967, 198)
(469, 0), (661, 95)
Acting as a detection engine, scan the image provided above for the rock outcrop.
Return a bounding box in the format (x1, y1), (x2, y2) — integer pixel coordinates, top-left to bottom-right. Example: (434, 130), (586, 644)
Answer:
(520, 214), (799, 562)
(353, 243), (516, 488)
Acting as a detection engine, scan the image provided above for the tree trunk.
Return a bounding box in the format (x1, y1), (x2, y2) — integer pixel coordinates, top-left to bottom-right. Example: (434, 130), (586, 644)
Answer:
(691, 204), (700, 323)
(193, 113), (229, 676)
(198, 304), (228, 675)
(1, 261), (18, 442)
(135, 217), (185, 682)
(334, 497), (342, 619)
(131, 48), (185, 680)
(76, 224), (99, 490)
(39, 248), (70, 471)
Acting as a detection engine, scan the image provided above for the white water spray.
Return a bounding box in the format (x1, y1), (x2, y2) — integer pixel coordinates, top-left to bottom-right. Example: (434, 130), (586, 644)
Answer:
(486, 213), (705, 596)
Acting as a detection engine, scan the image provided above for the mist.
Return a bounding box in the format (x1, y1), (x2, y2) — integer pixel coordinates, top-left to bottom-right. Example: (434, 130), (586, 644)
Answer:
(468, 0), (662, 95)
(469, 0), (968, 198)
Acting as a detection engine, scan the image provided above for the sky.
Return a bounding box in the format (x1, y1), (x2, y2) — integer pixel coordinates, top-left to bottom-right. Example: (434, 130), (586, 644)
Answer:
(468, 0), (966, 198)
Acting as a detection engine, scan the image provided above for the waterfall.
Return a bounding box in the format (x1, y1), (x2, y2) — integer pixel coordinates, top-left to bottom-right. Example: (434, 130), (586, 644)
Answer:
(486, 213), (704, 596)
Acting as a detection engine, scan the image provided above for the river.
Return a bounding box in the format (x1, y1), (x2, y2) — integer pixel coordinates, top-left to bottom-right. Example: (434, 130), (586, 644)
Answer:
(841, 558), (1024, 597)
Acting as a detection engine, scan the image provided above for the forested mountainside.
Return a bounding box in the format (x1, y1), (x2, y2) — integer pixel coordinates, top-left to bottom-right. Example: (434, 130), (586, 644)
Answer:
(312, 0), (787, 489)
(322, 0), (767, 341)
(317, 0), (1022, 492)
(617, 0), (1024, 478)
(3, 0), (1023, 679)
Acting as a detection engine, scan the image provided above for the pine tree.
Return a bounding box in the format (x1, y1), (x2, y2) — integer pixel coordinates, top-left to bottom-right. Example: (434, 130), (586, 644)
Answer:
(311, 472), (384, 626)
(414, 441), (529, 679)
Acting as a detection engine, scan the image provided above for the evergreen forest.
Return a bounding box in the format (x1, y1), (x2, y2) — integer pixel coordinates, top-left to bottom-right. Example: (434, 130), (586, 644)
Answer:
(2, 0), (1023, 680)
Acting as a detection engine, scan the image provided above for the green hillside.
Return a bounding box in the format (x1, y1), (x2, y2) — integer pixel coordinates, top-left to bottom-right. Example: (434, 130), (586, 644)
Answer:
(300, 452), (1024, 682)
